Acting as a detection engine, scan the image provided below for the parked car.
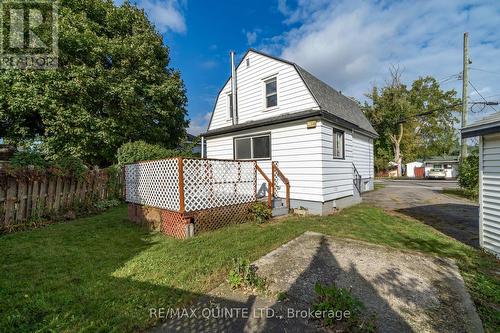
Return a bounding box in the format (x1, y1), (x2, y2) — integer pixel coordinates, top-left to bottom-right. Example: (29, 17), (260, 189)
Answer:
(427, 168), (446, 179)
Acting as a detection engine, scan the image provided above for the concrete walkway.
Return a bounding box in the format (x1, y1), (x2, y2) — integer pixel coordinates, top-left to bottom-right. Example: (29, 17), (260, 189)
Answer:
(151, 232), (482, 333)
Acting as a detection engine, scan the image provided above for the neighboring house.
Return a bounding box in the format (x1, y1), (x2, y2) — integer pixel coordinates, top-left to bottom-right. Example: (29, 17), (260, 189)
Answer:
(186, 133), (204, 156)
(423, 156), (459, 179)
(462, 112), (500, 257)
(406, 161), (424, 178)
(201, 49), (378, 215)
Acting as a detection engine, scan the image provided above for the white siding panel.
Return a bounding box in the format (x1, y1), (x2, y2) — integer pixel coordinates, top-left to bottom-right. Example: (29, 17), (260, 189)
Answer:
(208, 51), (318, 131)
(321, 122), (355, 200)
(481, 134), (500, 257)
(206, 120), (324, 202)
(352, 132), (374, 181)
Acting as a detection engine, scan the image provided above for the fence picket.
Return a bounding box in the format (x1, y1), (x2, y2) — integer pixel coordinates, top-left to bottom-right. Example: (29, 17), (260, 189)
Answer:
(0, 168), (124, 232)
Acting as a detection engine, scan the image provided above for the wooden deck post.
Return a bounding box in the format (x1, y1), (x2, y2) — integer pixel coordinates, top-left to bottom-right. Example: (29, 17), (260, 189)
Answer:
(178, 157), (185, 214)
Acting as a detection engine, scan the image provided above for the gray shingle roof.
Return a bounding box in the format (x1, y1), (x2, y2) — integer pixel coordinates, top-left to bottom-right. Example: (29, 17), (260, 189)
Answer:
(294, 65), (377, 136)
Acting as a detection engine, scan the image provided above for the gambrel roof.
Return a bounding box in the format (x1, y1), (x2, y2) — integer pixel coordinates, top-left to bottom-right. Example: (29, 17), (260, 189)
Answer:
(204, 49), (378, 138)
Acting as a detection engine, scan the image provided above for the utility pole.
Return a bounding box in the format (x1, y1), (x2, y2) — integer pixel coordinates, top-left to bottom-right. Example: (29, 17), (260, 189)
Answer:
(461, 32), (469, 160)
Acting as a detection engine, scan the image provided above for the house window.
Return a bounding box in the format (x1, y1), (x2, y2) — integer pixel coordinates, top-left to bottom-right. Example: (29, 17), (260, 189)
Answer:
(332, 129), (344, 159)
(227, 93), (233, 119)
(264, 77), (277, 108)
(234, 134), (271, 160)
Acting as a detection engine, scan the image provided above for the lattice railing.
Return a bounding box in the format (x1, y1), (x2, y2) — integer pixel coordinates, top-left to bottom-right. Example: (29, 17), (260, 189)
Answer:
(125, 158), (257, 213)
(183, 159), (256, 212)
(125, 159), (180, 211)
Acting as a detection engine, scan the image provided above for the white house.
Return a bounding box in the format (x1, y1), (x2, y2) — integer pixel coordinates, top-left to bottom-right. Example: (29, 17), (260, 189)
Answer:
(462, 112), (500, 257)
(423, 156), (459, 178)
(201, 49), (378, 215)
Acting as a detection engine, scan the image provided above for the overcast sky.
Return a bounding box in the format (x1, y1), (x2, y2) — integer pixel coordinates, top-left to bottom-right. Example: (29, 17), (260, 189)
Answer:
(117, 0), (500, 135)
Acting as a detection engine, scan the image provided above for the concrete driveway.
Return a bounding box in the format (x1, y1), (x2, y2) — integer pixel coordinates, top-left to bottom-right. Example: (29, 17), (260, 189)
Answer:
(363, 179), (479, 248)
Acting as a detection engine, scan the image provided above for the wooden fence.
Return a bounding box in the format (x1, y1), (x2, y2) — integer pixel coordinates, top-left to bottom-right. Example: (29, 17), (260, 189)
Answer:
(0, 168), (124, 232)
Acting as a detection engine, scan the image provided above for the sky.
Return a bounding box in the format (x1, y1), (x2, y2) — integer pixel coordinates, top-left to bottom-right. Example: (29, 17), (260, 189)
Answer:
(119, 0), (500, 135)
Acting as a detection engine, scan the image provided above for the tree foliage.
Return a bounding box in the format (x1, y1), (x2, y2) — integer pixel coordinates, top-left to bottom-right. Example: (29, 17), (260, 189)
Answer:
(0, 0), (188, 166)
(364, 68), (460, 172)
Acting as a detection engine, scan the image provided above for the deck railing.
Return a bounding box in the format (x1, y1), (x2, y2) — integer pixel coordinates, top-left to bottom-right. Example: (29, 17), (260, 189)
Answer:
(125, 157), (258, 213)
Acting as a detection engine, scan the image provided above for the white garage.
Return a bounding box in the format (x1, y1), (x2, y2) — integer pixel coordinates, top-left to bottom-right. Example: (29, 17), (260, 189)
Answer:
(462, 112), (500, 257)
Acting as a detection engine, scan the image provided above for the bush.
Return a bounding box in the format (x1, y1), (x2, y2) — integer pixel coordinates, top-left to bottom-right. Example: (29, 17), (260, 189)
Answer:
(10, 150), (47, 169)
(51, 156), (87, 178)
(227, 258), (267, 291)
(94, 199), (121, 211)
(458, 155), (479, 200)
(313, 282), (376, 332)
(9, 150), (88, 178)
(249, 201), (272, 223)
(116, 141), (178, 166)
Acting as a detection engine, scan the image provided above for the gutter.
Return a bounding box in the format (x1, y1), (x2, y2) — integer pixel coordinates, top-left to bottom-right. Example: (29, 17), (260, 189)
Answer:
(202, 109), (379, 139)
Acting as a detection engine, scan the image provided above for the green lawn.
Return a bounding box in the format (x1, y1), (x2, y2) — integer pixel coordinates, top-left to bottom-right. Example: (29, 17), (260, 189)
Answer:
(442, 187), (478, 202)
(0, 204), (498, 332)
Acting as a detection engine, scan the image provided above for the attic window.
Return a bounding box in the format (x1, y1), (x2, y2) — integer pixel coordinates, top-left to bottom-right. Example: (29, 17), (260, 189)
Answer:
(264, 77), (277, 109)
(227, 93), (233, 120)
(246, 58), (250, 67)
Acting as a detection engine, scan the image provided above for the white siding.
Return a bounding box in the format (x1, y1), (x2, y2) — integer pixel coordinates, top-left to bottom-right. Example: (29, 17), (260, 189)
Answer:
(209, 51), (318, 131)
(352, 132), (374, 190)
(480, 133), (500, 257)
(207, 120), (324, 202)
(321, 122), (354, 200)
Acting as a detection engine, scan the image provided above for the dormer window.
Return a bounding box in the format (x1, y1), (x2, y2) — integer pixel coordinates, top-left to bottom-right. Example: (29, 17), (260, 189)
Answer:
(264, 77), (277, 109)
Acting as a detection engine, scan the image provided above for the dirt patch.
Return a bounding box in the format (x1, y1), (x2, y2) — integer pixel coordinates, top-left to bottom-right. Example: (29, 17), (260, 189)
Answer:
(151, 232), (482, 333)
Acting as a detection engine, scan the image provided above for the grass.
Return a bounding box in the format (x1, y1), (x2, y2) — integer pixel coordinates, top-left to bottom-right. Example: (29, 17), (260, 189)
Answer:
(373, 183), (385, 190)
(442, 187), (478, 202)
(0, 204), (498, 332)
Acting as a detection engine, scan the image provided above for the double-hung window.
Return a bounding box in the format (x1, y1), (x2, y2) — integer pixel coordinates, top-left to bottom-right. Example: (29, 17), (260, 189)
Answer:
(234, 134), (271, 160)
(332, 129), (344, 159)
(264, 77), (277, 109)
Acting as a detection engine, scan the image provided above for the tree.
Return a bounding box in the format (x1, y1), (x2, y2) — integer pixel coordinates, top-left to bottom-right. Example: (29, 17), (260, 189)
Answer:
(0, 0), (188, 166)
(364, 68), (460, 175)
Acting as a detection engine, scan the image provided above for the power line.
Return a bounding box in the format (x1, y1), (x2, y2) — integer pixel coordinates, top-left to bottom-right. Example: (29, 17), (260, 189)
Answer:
(468, 80), (498, 113)
(396, 103), (462, 124)
(470, 67), (500, 76)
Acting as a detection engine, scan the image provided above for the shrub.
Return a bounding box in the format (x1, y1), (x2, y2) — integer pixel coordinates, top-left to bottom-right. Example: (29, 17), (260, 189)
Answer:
(313, 282), (376, 332)
(116, 141), (178, 166)
(10, 150), (47, 169)
(94, 198), (121, 211)
(458, 155), (479, 200)
(227, 258), (267, 291)
(249, 201), (272, 223)
(51, 156), (87, 178)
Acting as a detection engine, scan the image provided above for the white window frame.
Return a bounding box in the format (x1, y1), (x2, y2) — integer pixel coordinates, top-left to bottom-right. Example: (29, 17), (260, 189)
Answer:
(332, 128), (344, 159)
(234, 133), (271, 160)
(226, 92), (233, 121)
(263, 76), (278, 110)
